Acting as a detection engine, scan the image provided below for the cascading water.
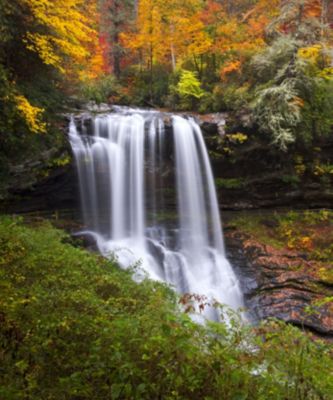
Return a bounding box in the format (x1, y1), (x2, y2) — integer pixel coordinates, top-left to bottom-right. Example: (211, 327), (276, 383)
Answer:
(69, 108), (243, 319)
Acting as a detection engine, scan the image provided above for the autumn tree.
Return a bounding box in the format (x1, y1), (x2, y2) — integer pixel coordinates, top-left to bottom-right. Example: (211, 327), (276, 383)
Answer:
(0, 0), (100, 171)
(121, 0), (212, 101)
(100, 0), (135, 78)
(199, 0), (279, 80)
(22, 0), (98, 78)
(122, 1), (208, 72)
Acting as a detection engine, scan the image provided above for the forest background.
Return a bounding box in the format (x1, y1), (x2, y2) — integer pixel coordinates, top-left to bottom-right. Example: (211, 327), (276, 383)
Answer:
(0, 0), (333, 174)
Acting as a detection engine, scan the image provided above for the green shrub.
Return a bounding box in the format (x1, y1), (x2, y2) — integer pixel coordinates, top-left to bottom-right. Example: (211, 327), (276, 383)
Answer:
(215, 178), (245, 189)
(123, 64), (170, 107)
(198, 92), (215, 113)
(281, 174), (301, 187)
(80, 75), (124, 104)
(170, 70), (205, 111)
(218, 83), (253, 111)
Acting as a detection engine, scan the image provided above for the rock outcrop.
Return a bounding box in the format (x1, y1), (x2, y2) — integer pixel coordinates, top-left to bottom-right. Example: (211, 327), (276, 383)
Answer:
(225, 229), (333, 338)
(3, 106), (332, 212)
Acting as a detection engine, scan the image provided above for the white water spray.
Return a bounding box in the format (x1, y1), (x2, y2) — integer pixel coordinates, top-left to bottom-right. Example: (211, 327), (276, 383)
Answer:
(69, 109), (243, 319)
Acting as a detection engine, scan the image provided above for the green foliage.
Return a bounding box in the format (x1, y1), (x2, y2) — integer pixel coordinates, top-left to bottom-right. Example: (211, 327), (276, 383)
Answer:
(232, 210), (333, 264)
(0, 0), (75, 189)
(0, 217), (333, 399)
(0, 65), (16, 135)
(251, 36), (298, 83)
(128, 64), (170, 107)
(217, 83), (253, 112)
(80, 75), (124, 104)
(174, 70), (205, 110)
(275, 210), (333, 262)
(253, 78), (302, 150)
(299, 75), (333, 141)
(281, 174), (301, 187)
(177, 70), (204, 99)
(250, 37), (301, 149)
(197, 91), (216, 113)
(251, 34), (333, 150)
(215, 178), (245, 189)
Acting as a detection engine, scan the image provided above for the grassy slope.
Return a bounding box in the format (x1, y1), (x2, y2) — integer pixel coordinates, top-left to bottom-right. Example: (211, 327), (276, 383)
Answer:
(0, 216), (332, 399)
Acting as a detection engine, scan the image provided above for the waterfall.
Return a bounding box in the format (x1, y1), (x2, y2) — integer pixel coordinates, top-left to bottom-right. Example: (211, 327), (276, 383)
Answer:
(69, 108), (243, 319)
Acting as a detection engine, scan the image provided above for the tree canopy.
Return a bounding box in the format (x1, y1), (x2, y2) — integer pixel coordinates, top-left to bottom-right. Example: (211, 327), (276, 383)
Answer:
(0, 0), (333, 149)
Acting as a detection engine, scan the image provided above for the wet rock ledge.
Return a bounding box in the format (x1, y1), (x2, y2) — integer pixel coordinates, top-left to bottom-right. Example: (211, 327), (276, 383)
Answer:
(225, 229), (333, 338)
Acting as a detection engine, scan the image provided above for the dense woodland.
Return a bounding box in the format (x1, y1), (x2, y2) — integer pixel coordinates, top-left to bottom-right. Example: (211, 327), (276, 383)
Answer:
(1, 1), (333, 398)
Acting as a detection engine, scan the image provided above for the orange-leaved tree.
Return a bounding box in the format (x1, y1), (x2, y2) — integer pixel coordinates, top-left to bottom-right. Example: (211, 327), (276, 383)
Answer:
(121, 0), (209, 71)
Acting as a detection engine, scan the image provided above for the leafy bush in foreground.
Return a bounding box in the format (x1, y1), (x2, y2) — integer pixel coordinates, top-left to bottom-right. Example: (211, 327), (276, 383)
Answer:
(0, 217), (332, 399)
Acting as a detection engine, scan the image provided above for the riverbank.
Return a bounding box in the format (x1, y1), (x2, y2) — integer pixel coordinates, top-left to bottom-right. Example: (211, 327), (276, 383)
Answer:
(225, 210), (333, 339)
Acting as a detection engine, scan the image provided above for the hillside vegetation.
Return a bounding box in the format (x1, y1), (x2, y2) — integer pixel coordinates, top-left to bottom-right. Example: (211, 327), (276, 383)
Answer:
(0, 217), (332, 399)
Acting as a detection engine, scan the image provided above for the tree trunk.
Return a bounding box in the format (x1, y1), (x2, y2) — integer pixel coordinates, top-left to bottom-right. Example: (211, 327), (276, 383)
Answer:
(111, 0), (121, 78)
(170, 24), (176, 71)
(170, 43), (176, 71)
(321, 0), (329, 34)
(133, 0), (139, 17)
(150, 43), (154, 103)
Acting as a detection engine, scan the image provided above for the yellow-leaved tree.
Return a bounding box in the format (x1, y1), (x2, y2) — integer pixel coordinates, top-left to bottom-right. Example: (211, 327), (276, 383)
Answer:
(6, 0), (100, 134)
(22, 0), (98, 77)
(15, 95), (46, 134)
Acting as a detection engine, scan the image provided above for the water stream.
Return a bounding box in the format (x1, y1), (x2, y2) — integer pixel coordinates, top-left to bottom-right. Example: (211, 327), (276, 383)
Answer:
(69, 108), (243, 319)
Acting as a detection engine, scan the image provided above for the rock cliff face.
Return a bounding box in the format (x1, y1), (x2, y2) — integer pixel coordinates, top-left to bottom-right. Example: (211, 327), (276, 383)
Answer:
(1, 107), (333, 212)
(0, 127), (78, 214)
(1, 164), (78, 214)
(225, 229), (333, 338)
